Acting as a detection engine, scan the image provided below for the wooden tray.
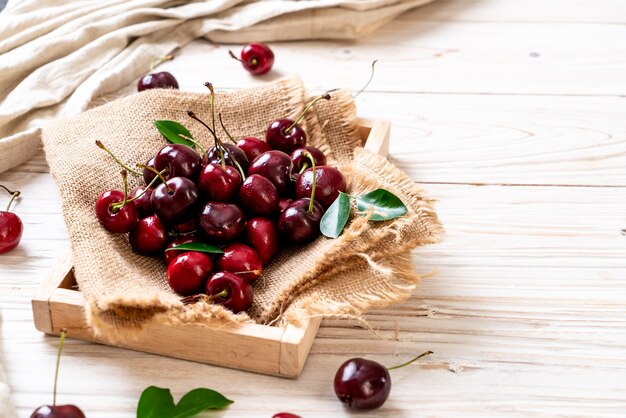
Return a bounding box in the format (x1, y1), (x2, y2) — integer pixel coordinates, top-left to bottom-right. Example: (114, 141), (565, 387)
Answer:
(31, 117), (390, 378)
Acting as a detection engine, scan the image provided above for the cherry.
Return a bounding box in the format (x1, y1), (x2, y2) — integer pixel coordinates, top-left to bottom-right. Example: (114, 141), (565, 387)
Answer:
(334, 351), (432, 411)
(198, 202), (246, 244)
(31, 330), (86, 418)
(95, 189), (139, 234)
(172, 218), (197, 235)
(236, 136), (271, 162)
(142, 157), (158, 185)
(154, 144), (202, 181)
(278, 198), (293, 213)
(129, 215), (168, 255)
(198, 163), (241, 202)
(278, 198), (323, 245)
(164, 235), (197, 265)
(272, 414), (301, 418)
(215, 243), (263, 282)
(291, 146), (326, 173)
(151, 177), (198, 225)
(229, 43), (274, 75)
(248, 150), (293, 196)
(137, 55), (179, 91)
(167, 251), (213, 295)
(296, 166), (346, 209)
(266, 93), (330, 154)
(206, 143), (249, 173)
(130, 185), (153, 217)
(0, 186), (23, 254)
(244, 217), (280, 264)
(238, 174), (279, 216)
(205, 271), (253, 313)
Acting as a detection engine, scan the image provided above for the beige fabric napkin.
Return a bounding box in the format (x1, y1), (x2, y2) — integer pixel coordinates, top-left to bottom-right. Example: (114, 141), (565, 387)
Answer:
(0, 0), (434, 174)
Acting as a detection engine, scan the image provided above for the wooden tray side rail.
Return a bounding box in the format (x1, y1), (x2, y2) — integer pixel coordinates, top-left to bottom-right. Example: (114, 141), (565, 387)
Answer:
(31, 118), (390, 378)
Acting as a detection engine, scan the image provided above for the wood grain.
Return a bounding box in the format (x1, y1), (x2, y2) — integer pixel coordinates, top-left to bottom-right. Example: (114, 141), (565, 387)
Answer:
(2, 0), (626, 416)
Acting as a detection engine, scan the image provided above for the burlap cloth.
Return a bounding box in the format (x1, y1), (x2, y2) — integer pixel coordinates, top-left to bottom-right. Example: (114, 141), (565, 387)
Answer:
(42, 76), (442, 338)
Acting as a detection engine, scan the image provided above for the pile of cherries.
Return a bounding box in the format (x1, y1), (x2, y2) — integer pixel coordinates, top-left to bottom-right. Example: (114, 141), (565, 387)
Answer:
(95, 86), (346, 314)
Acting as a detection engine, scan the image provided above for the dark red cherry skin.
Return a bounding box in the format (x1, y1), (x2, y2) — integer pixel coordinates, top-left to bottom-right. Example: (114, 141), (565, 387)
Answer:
(198, 202), (246, 244)
(277, 198), (324, 245)
(130, 186), (153, 217)
(129, 215), (168, 255)
(238, 174), (279, 216)
(151, 177), (198, 225)
(31, 404), (86, 418)
(296, 166), (347, 209)
(334, 358), (391, 410)
(239, 43), (274, 75)
(266, 119), (306, 155)
(236, 137), (271, 162)
(172, 218), (197, 235)
(167, 251), (213, 296)
(206, 144), (249, 173)
(272, 414), (301, 418)
(244, 217), (279, 264)
(137, 71), (179, 92)
(291, 146), (327, 173)
(154, 144), (202, 181)
(216, 243), (263, 282)
(248, 150), (293, 196)
(278, 198), (293, 213)
(164, 235), (198, 265)
(142, 157), (158, 186)
(206, 271), (253, 313)
(95, 190), (139, 234)
(198, 163), (241, 202)
(0, 211), (23, 254)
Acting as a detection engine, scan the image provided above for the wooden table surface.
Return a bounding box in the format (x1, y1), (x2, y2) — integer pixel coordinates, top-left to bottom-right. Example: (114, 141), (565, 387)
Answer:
(2, 1), (626, 416)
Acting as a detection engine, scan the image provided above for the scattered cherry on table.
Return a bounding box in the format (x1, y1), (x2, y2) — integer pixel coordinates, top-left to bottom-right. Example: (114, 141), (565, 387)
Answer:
(137, 55), (179, 92)
(0, 185), (23, 254)
(229, 43), (275, 75)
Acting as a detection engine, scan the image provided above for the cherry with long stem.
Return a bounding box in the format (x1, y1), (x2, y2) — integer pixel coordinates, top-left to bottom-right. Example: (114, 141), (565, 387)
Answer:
(110, 169), (166, 211)
(353, 60), (378, 99)
(204, 82), (217, 136)
(302, 151), (317, 214)
(218, 113), (239, 145)
(137, 164), (172, 193)
(0, 185), (20, 212)
(52, 329), (68, 406)
(95, 141), (142, 176)
(285, 93), (331, 134)
(387, 351), (433, 371)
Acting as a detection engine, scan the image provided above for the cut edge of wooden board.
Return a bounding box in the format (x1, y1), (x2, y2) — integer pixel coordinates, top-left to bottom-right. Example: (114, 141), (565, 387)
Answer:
(30, 117), (389, 378)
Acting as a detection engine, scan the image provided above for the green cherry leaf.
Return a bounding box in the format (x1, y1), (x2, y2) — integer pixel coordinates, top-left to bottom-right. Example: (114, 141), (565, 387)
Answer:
(137, 386), (177, 418)
(173, 388), (234, 417)
(154, 120), (195, 148)
(164, 242), (224, 254)
(356, 188), (408, 221)
(320, 191), (351, 238)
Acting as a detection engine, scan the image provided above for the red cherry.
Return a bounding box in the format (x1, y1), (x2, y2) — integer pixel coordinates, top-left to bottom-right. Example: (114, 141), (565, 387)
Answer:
(244, 217), (280, 264)
(206, 143), (249, 173)
(236, 137), (271, 162)
(172, 218), (197, 235)
(296, 166), (347, 209)
(130, 186), (153, 217)
(272, 413), (301, 418)
(142, 157), (158, 186)
(230, 43), (274, 75)
(291, 146), (326, 173)
(266, 119), (306, 155)
(278, 198), (324, 245)
(137, 71), (178, 91)
(31, 404), (86, 418)
(154, 144), (202, 181)
(95, 190), (139, 233)
(151, 177), (199, 225)
(206, 272), (253, 313)
(164, 235), (197, 265)
(238, 174), (279, 216)
(216, 243), (263, 282)
(167, 251), (213, 296)
(248, 150), (293, 196)
(278, 198), (293, 213)
(198, 163), (241, 202)
(0, 186), (23, 254)
(198, 202), (246, 244)
(334, 358), (391, 410)
(129, 215), (168, 255)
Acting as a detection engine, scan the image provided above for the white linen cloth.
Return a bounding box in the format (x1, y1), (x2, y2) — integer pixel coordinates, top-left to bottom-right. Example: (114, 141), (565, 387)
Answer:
(0, 0), (433, 174)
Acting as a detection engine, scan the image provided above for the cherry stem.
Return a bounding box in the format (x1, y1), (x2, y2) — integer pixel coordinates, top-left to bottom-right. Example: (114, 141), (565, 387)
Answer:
(96, 141), (142, 176)
(150, 55), (173, 73)
(187, 110), (227, 168)
(209, 288), (229, 300)
(218, 113), (246, 179)
(228, 50), (242, 63)
(387, 350), (433, 371)
(233, 269), (262, 276)
(0, 185), (20, 212)
(179, 134), (206, 155)
(353, 60), (378, 99)
(303, 151), (317, 214)
(218, 113), (238, 144)
(53, 329), (67, 406)
(118, 170), (129, 211)
(204, 82), (216, 135)
(110, 169), (166, 211)
(298, 162), (309, 174)
(137, 164), (172, 193)
(286, 93), (331, 134)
